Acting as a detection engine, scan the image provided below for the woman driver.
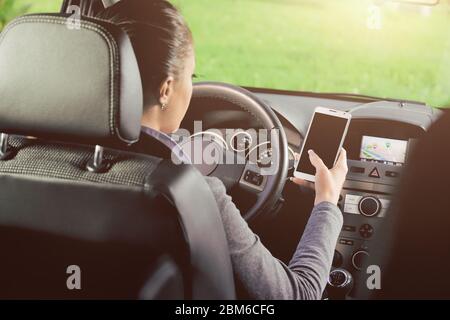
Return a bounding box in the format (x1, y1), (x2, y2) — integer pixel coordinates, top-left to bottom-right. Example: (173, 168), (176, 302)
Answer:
(97, 0), (347, 300)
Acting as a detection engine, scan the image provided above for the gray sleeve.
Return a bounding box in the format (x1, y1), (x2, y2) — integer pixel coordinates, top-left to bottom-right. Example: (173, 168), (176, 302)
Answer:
(204, 176), (343, 300)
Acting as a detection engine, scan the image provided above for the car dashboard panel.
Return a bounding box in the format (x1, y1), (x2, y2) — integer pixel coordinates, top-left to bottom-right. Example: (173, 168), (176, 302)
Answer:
(250, 88), (441, 299)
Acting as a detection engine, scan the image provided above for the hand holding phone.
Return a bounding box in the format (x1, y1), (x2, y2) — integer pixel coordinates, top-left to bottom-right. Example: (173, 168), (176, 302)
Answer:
(292, 148), (348, 206)
(293, 107), (351, 205)
(294, 107), (351, 182)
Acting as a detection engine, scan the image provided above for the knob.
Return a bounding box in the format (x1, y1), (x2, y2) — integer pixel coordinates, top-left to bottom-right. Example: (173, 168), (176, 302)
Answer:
(352, 250), (370, 271)
(327, 268), (353, 299)
(358, 196), (381, 217)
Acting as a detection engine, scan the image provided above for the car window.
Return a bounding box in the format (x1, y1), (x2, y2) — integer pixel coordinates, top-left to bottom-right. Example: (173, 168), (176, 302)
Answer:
(1, 0), (448, 108)
(0, 0), (62, 30)
(172, 0), (450, 107)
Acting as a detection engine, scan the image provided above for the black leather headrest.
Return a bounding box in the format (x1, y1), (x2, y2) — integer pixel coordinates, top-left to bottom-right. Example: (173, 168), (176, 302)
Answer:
(0, 14), (143, 147)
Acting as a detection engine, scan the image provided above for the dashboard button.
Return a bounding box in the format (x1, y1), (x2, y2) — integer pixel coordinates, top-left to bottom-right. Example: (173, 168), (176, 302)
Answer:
(359, 224), (374, 238)
(385, 171), (400, 178)
(244, 170), (263, 186)
(343, 225), (356, 232)
(350, 166), (365, 174)
(339, 239), (354, 246)
(344, 203), (359, 214)
(369, 167), (381, 178)
(345, 194), (362, 205)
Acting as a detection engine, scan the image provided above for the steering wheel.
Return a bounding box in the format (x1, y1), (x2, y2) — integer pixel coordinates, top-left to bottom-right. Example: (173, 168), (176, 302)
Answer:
(180, 82), (289, 221)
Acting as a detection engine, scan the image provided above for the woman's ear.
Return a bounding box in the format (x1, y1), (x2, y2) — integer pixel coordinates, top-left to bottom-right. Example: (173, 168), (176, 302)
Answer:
(158, 76), (175, 106)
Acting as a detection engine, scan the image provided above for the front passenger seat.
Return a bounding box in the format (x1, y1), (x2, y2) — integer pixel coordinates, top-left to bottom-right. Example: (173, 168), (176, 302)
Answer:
(0, 13), (235, 300)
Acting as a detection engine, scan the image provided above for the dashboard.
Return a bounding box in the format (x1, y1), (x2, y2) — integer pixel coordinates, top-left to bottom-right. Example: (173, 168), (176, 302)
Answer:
(183, 85), (442, 299)
(247, 87), (442, 299)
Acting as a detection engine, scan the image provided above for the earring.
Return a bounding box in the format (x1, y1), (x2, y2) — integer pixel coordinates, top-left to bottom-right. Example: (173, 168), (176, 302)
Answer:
(160, 103), (168, 111)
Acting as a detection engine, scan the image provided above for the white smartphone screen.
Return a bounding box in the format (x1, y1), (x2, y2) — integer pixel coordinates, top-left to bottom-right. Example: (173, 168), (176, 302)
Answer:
(297, 112), (349, 175)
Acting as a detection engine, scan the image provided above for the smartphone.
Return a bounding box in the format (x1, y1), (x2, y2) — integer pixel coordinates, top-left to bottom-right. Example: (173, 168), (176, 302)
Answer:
(294, 107), (351, 182)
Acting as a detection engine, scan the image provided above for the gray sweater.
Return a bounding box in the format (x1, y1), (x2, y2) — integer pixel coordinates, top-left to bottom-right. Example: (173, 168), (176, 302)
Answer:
(205, 176), (343, 300)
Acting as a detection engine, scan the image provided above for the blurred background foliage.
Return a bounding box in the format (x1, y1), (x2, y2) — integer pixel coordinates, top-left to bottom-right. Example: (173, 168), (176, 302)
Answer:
(0, 0), (449, 107)
(0, 0), (61, 30)
(172, 0), (450, 107)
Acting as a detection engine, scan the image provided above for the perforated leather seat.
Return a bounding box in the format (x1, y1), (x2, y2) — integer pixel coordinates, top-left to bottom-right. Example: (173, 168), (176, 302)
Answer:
(0, 14), (235, 299)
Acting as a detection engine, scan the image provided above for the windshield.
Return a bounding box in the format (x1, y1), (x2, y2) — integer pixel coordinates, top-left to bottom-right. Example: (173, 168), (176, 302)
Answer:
(171, 0), (450, 107)
(1, 0), (448, 107)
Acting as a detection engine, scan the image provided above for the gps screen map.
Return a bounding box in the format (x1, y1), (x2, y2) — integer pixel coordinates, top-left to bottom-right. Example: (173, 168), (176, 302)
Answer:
(360, 135), (408, 166)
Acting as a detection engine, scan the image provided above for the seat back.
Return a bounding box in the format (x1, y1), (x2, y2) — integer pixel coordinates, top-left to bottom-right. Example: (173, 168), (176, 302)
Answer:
(0, 137), (183, 299)
(0, 14), (235, 299)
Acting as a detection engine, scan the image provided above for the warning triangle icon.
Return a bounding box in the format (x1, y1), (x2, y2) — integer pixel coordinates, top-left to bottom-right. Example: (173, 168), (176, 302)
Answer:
(369, 167), (381, 178)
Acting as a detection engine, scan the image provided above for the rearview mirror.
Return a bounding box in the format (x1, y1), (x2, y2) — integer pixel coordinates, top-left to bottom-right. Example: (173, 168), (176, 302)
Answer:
(389, 0), (439, 5)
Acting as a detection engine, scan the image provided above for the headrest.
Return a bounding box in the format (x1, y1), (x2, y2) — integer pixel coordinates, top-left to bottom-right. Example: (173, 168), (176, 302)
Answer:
(0, 14), (143, 147)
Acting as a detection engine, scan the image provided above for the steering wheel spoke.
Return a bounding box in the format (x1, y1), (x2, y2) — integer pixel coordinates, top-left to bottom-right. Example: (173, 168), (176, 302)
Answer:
(185, 82), (289, 221)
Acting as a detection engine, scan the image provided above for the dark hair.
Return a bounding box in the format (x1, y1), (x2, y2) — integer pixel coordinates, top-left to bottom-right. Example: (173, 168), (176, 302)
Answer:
(96, 0), (193, 105)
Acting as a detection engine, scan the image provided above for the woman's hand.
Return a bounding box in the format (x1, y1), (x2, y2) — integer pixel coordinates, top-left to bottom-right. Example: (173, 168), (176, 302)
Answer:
(291, 149), (348, 206)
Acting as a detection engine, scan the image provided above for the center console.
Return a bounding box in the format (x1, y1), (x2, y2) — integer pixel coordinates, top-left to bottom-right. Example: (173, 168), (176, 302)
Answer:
(332, 160), (400, 296)
(329, 125), (422, 299)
